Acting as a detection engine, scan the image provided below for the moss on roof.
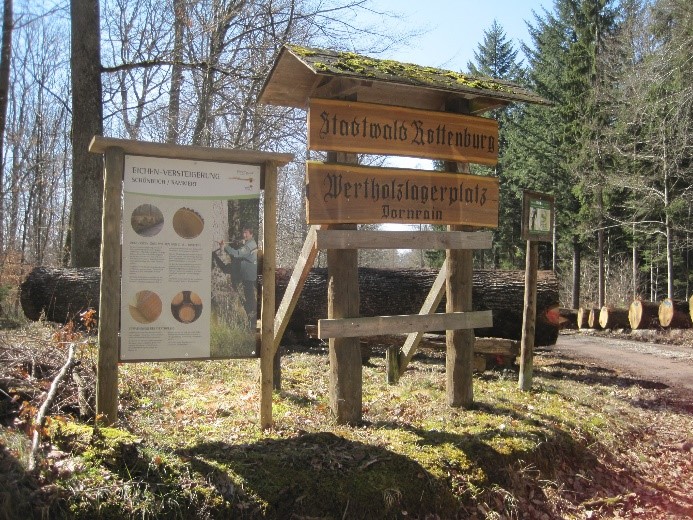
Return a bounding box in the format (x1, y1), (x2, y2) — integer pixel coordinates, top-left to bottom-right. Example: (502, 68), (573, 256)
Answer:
(287, 44), (548, 105)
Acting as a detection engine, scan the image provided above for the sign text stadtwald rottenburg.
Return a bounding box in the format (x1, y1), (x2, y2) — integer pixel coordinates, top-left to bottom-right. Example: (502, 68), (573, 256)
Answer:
(306, 162), (499, 227)
(308, 99), (499, 165)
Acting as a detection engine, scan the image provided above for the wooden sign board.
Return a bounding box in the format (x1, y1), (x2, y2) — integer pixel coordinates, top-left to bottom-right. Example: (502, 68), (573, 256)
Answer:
(521, 190), (554, 242)
(306, 161), (499, 227)
(308, 99), (499, 165)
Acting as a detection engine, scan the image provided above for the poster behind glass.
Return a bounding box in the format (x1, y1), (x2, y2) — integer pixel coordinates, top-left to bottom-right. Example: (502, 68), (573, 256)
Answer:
(121, 155), (260, 361)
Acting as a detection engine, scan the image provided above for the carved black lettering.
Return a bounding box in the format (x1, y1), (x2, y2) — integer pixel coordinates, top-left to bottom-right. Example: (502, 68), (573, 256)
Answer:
(319, 111), (330, 139)
(411, 120), (424, 145)
(370, 123), (382, 139)
(323, 173), (342, 202)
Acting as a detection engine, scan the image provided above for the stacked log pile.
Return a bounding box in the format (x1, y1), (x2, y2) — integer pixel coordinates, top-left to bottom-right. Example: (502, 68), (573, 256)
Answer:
(21, 267), (561, 346)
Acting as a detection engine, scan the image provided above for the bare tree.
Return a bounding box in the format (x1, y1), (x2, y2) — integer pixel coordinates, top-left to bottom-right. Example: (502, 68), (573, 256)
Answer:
(0, 0), (12, 254)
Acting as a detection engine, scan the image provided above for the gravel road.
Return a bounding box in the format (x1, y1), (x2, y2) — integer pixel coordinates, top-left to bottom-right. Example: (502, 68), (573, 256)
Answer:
(548, 332), (693, 392)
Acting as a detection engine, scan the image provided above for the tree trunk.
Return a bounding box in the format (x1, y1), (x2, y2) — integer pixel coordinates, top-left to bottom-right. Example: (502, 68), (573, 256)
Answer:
(70, 0), (104, 267)
(628, 300), (660, 330)
(598, 306), (630, 329)
(22, 267), (560, 346)
(166, 0), (185, 144)
(0, 0), (12, 251)
(572, 235), (581, 309)
(658, 298), (692, 329)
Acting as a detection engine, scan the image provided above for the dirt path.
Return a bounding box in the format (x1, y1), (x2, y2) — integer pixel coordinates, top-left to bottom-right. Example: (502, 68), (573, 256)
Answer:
(549, 332), (693, 392)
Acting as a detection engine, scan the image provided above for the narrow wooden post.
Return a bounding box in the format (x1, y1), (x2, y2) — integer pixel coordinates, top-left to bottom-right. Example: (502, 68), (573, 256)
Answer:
(260, 162), (278, 429)
(96, 147), (123, 426)
(327, 151), (361, 424)
(519, 240), (539, 391)
(386, 345), (399, 384)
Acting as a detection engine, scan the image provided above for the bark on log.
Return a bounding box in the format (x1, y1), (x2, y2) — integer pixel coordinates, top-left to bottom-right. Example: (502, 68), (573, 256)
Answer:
(598, 306), (630, 330)
(20, 267), (101, 323)
(658, 298), (692, 329)
(628, 300), (660, 330)
(276, 268), (559, 346)
(558, 308), (578, 330)
(21, 267), (560, 346)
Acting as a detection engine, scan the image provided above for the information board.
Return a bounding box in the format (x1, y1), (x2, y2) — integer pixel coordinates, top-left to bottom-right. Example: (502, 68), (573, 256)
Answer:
(521, 190), (555, 242)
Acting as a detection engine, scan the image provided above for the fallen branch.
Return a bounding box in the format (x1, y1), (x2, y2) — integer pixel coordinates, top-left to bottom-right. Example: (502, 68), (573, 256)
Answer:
(28, 342), (78, 471)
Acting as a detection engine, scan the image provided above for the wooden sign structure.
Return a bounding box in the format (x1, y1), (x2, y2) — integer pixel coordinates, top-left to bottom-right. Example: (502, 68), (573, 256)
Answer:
(306, 161), (499, 227)
(519, 190), (555, 391)
(259, 44), (549, 425)
(89, 136), (292, 427)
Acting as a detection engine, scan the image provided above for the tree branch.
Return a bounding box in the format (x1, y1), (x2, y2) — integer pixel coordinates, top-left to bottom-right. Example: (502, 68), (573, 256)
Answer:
(28, 342), (78, 472)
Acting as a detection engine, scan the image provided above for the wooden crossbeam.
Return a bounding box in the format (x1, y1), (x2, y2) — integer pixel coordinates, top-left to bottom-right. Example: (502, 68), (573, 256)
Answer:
(398, 265), (447, 376)
(318, 310), (492, 339)
(315, 230), (492, 250)
(272, 226), (320, 355)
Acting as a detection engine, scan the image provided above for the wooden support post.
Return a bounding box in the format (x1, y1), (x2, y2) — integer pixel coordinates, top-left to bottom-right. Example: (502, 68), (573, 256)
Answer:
(386, 345), (400, 384)
(96, 147), (123, 426)
(446, 225), (475, 407)
(519, 240), (539, 391)
(273, 226), (319, 353)
(327, 151), (361, 424)
(260, 162), (278, 429)
(398, 265), (447, 377)
(444, 99), (476, 408)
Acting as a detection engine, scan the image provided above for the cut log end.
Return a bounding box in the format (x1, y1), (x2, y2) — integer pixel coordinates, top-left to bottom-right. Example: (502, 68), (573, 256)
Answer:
(628, 300), (660, 330)
(598, 306), (630, 330)
(658, 299), (692, 329)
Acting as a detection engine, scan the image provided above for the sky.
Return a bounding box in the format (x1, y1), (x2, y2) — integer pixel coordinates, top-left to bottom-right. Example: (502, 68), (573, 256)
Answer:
(361, 0), (553, 74)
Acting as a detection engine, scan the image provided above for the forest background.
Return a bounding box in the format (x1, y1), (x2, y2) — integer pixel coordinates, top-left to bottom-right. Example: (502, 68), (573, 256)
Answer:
(0, 0), (690, 317)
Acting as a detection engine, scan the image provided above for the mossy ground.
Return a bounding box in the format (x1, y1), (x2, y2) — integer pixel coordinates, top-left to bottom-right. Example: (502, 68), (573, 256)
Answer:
(2, 330), (692, 519)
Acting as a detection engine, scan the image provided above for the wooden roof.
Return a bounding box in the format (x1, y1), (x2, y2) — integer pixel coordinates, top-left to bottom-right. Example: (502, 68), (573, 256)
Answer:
(258, 45), (550, 114)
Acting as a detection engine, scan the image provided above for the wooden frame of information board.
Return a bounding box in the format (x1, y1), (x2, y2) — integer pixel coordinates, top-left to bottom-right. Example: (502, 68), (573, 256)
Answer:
(89, 136), (293, 427)
(521, 190), (555, 242)
(519, 190), (555, 392)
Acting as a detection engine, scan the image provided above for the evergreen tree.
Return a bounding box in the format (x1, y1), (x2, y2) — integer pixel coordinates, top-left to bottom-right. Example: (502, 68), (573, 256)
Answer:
(466, 20), (525, 268)
(502, 0), (619, 305)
